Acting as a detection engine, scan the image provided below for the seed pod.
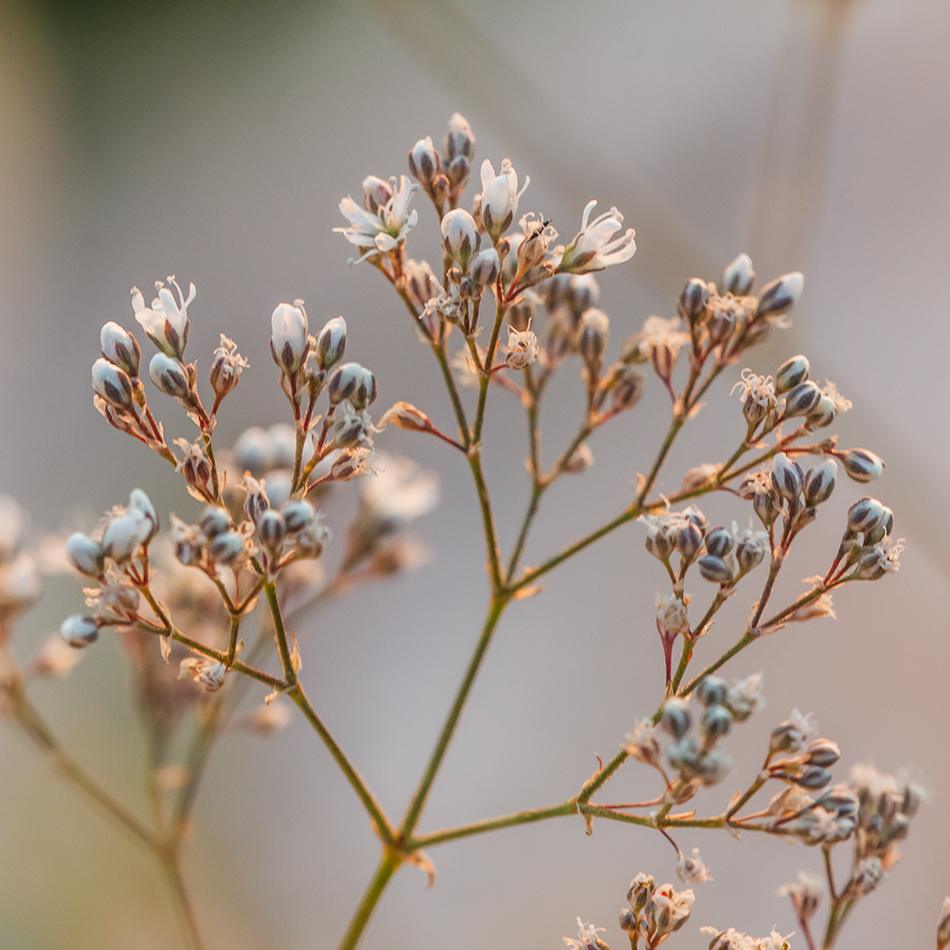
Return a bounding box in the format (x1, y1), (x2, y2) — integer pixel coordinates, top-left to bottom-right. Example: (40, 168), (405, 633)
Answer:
(696, 676), (727, 707)
(723, 252), (754, 296)
(775, 354), (810, 394)
(704, 526), (734, 558)
(660, 698), (691, 739)
(804, 459), (837, 506)
(756, 272), (804, 316)
(783, 380), (823, 418)
(771, 452), (804, 502)
(698, 554), (734, 584)
(60, 614), (100, 648)
(840, 448), (885, 483)
(700, 704), (733, 742)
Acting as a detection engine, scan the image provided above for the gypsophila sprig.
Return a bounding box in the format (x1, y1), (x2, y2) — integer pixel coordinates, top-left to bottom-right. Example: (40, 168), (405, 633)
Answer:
(0, 111), (930, 950)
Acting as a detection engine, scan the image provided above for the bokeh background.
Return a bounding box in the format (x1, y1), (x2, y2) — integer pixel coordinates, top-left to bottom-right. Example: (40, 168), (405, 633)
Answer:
(1, 0), (948, 947)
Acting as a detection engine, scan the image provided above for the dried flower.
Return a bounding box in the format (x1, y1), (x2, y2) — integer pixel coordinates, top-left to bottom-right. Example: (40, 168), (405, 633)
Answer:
(179, 656), (227, 692)
(563, 917), (607, 950)
(505, 326), (539, 370)
(677, 847), (712, 884)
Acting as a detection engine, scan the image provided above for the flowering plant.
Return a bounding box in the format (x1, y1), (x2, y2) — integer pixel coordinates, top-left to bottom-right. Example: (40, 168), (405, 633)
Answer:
(0, 112), (944, 950)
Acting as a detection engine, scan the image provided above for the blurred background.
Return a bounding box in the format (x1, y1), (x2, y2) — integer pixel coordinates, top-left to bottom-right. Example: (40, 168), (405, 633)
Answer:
(1, 0), (948, 947)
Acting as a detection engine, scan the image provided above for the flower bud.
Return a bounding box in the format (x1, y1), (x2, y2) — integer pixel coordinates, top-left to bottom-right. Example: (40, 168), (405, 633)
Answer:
(677, 278), (709, 324)
(65, 532), (105, 578)
(314, 316), (347, 371)
(775, 354), (810, 394)
(441, 208), (479, 270)
(698, 554), (734, 584)
(753, 488), (780, 528)
(270, 302), (309, 375)
(704, 526), (734, 558)
(282, 499), (314, 533)
(295, 517), (332, 558)
(564, 274), (600, 318)
(756, 272), (804, 316)
(791, 765), (833, 790)
(60, 614), (100, 648)
(700, 704), (733, 742)
(469, 248), (500, 288)
(660, 697), (691, 739)
(804, 459), (837, 506)
(723, 253), (754, 296)
(847, 496), (887, 534)
(171, 515), (204, 566)
(329, 447), (374, 481)
(199, 506), (232, 540)
(443, 112), (475, 162)
(100, 322), (141, 377)
(208, 530), (245, 565)
(782, 380), (822, 418)
(243, 475), (270, 526)
(771, 452), (804, 502)
(806, 393), (837, 428)
(863, 506), (894, 545)
(805, 738), (840, 768)
(672, 520), (703, 562)
(92, 358), (135, 411)
(696, 676), (727, 707)
(577, 308), (609, 368)
(148, 353), (190, 399)
(257, 508), (287, 553)
(101, 509), (152, 562)
(328, 362), (377, 409)
(840, 448), (884, 483)
(408, 136), (441, 188)
(736, 532), (768, 572)
(627, 874), (655, 915)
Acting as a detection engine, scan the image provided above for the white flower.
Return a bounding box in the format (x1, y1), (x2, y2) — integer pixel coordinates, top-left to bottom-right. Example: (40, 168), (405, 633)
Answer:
(858, 535), (904, 579)
(477, 158), (529, 241)
(725, 673), (764, 721)
(132, 276), (195, 359)
(563, 917), (606, 950)
(677, 847), (712, 884)
(732, 368), (776, 412)
(210, 334), (248, 399)
(650, 883), (694, 934)
(636, 315), (691, 361)
(505, 326), (539, 369)
(335, 174), (419, 264)
(362, 454), (439, 526)
(558, 200), (636, 273)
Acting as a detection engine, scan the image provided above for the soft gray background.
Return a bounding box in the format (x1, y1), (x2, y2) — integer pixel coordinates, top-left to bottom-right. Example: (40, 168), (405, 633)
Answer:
(0, 0), (947, 948)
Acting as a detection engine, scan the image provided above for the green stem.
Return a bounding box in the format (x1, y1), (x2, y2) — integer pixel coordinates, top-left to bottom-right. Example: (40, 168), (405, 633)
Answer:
(471, 301), (507, 445)
(336, 848), (401, 950)
(467, 451), (504, 590)
(678, 629), (759, 698)
(288, 683), (395, 844)
(409, 799), (577, 849)
(505, 482), (542, 584)
(399, 592), (509, 837)
(431, 342), (471, 447)
(265, 581), (296, 686)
